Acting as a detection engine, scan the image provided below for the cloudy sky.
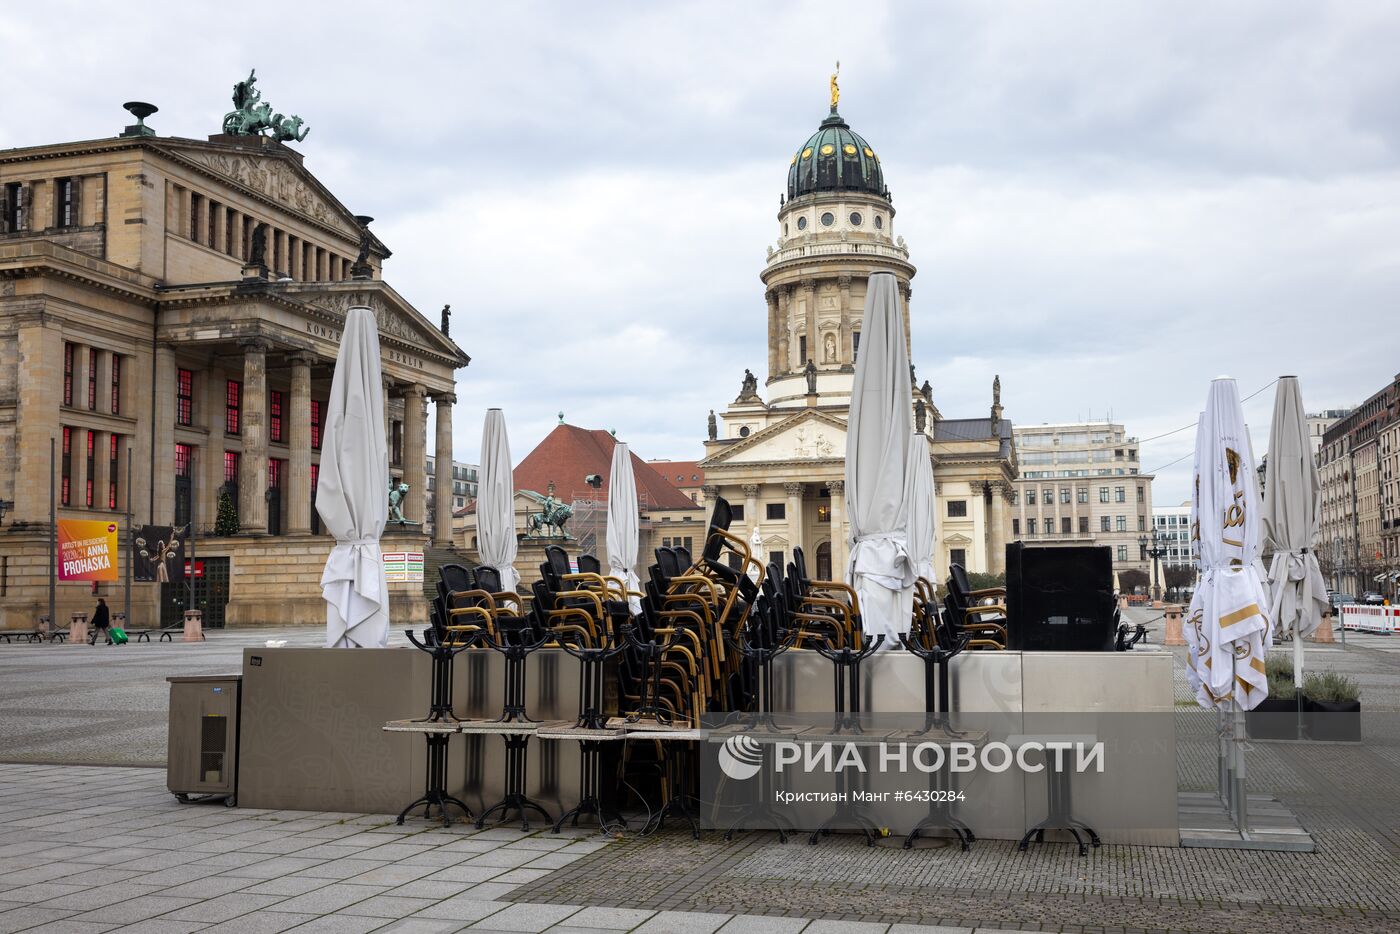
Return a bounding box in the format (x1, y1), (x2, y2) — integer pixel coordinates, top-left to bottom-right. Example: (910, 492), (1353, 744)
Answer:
(9, 1), (1400, 503)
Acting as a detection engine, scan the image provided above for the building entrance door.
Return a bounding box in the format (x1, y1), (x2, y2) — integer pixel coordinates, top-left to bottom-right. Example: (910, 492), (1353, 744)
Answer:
(815, 541), (832, 580)
(160, 557), (231, 629)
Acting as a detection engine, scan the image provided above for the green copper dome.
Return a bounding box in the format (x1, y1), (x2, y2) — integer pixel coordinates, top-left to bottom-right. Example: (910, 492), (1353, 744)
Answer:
(786, 108), (888, 202)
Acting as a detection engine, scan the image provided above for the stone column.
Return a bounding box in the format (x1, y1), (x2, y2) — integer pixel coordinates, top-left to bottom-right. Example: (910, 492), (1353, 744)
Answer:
(238, 339), (270, 534)
(151, 346), (177, 524)
(92, 431), (111, 510)
(180, 188), (193, 240)
(212, 203), (227, 253)
(701, 484), (720, 509)
(95, 352), (113, 414)
(826, 479), (847, 582)
(764, 290), (779, 380)
(776, 288), (790, 374)
(14, 314), (62, 524)
(742, 484), (760, 536)
(402, 384), (429, 523)
(287, 353), (314, 534)
(383, 378), (396, 466)
(71, 428), (90, 508)
(784, 481), (805, 562)
(899, 283), (913, 356)
(73, 343), (91, 411)
(837, 275), (853, 363)
(230, 213), (245, 261)
(801, 279), (817, 367)
(432, 392), (456, 546)
(988, 480), (1008, 575)
(273, 230), (288, 276)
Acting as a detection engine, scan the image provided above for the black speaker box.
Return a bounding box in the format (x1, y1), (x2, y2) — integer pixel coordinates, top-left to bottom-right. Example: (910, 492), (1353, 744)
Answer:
(1004, 542), (1117, 651)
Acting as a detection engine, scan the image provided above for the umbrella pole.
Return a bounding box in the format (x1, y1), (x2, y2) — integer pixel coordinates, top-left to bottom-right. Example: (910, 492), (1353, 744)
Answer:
(1294, 627), (1305, 728)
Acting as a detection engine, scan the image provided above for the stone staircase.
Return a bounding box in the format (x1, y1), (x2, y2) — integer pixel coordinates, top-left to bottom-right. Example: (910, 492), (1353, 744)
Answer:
(421, 543), (471, 597)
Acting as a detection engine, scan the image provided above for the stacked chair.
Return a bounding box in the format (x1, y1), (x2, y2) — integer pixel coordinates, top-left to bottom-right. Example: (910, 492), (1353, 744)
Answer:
(899, 571), (977, 850)
(944, 563), (1008, 650)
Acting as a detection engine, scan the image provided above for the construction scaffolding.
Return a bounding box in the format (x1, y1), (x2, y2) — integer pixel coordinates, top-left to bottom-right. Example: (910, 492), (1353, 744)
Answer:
(567, 489), (652, 568)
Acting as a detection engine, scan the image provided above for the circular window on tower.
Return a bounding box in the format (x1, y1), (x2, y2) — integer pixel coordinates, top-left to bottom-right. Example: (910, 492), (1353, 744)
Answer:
(820, 212), (834, 227)
(863, 147), (874, 158)
(843, 144), (857, 155)
(849, 212), (863, 226)
(796, 216), (808, 230)
(801, 148), (813, 160)
(874, 215), (884, 230)
(820, 144), (834, 156)
(739, 426), (751, 438)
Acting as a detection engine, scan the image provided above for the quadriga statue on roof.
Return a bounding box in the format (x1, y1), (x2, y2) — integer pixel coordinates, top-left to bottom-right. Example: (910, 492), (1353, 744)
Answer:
(223, 69), (311, 142)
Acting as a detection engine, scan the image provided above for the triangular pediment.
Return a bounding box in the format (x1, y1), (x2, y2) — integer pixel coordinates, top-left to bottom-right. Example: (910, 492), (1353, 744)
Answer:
(153, 138), (378, 249)
(290, 282), (468, 365)
(943, 532), (973, 545)
(702, 409), (848, 467)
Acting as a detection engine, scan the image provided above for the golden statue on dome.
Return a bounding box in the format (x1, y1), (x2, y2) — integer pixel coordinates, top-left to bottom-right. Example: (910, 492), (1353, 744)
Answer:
(830, 61), (840, 109)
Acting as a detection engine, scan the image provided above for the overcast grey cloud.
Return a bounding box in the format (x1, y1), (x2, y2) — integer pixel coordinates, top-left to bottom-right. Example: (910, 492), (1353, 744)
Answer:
(7, 0), (1399, 503)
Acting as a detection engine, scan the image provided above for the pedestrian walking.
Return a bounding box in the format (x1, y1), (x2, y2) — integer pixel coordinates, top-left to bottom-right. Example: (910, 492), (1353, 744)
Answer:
(91, 597), (111, 645)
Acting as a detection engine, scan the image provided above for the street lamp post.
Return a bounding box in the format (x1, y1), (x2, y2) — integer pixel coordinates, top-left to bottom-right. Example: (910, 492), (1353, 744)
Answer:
(1139, 529), (1167, 603)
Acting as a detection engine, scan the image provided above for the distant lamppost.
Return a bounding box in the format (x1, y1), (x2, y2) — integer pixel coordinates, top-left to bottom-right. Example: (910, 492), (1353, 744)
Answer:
(1139, 529), (1167, 602)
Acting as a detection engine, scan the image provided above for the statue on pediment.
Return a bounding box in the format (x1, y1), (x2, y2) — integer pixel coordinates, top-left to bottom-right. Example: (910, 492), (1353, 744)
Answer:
(707, 410), (717, 441)
(738, 368), (759, 400)
(440, 304), (451, 336)
(223, 69), (311, 142)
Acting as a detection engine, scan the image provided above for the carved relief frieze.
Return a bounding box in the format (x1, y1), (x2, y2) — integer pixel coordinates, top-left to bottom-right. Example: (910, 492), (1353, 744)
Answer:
(180, 150), (357, 237)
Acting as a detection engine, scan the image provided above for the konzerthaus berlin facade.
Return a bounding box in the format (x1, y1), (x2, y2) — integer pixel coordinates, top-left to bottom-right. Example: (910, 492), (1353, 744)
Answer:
(0, 105), (467, 630)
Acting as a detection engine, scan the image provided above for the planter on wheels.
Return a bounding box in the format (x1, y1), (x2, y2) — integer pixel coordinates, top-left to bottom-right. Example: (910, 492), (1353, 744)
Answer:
(1303, 698), (1361, 743)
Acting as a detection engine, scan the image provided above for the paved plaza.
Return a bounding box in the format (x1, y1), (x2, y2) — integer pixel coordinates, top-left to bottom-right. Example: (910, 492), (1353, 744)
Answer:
(2, 617), (1399, 933)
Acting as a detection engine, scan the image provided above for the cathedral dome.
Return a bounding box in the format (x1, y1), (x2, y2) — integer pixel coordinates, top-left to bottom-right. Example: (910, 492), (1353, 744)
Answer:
(786, 108), (888, 202)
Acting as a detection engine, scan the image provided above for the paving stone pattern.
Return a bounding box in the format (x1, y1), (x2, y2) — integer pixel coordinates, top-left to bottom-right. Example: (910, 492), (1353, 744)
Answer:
(5, 615), (1400, 932)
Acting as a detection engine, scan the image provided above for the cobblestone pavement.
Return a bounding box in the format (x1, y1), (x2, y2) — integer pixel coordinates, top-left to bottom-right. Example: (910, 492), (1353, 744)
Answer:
(0, 763), (1028, 933)
(4, 616), (1400, 932)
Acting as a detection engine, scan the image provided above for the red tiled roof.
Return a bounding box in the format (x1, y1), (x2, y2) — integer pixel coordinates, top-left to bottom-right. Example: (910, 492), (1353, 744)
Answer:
(647, 460), (705, 488)
(509, 424), (701, 512)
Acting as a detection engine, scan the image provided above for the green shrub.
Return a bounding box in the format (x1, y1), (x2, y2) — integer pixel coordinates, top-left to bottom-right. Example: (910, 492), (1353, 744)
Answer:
(1264, 654), (1294, 682)
(1267, 677), (1295, 701)
(1302, 670), (1360, 703)
(965, 571), (1005, 591)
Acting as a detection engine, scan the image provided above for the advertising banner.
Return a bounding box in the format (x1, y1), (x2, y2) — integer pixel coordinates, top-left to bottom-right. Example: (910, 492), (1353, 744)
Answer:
(133, 525), (187, 583)
(56, 519), (119, 582)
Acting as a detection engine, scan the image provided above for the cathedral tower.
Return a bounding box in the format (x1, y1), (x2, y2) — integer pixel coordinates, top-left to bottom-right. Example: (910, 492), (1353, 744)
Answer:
(760, 84), (915, 409)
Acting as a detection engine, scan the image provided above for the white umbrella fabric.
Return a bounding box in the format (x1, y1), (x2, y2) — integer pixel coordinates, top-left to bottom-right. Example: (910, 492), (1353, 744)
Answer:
(605, 441), (642, 614)
(845, 271), (915, 647)
(1261, 376), (1329, 693)
(1185, 378), (1272, 711)
(316, 306), (390, 648)
(905, 434), (937, 585)
(478, 409), (520, 593)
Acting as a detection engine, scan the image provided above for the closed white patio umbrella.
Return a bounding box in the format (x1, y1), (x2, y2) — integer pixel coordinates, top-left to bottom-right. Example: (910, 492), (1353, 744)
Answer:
(478, 409), (520, 593)
(905, 433), (936, 585)
(605, 441), (642, 614)
(1184, 377), (1272, 832)
(317, 306), (390, 648)
(845, 271), (915, 647)
(1185, 378), (1272, 711)
(1262, 376), (1329, 694)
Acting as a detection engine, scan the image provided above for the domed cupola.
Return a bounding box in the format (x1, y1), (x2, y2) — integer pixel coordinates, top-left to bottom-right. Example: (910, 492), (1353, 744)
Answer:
(786, 106), (888, 202)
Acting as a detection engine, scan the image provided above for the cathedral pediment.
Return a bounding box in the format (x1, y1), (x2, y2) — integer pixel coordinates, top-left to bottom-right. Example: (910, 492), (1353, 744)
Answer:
(702, 410), (848, 467)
